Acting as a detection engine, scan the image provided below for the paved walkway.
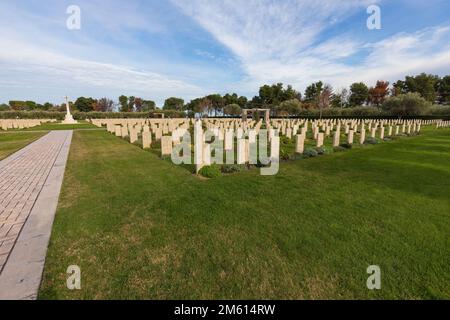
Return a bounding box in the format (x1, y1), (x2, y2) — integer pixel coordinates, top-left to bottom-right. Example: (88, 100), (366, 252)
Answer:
(0, 130), (73, 299)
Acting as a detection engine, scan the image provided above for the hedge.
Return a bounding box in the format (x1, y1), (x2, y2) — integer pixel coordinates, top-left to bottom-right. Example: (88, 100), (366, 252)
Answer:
(0, 110), (187, 120)
(0, 107), (449, 120)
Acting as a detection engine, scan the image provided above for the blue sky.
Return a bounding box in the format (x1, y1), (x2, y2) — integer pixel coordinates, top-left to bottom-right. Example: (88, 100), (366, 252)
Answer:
(1, 0), (450, 106)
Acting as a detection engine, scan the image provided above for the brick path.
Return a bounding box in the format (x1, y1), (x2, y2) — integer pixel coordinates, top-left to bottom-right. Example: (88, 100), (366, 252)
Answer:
(0, 131), (72, 299)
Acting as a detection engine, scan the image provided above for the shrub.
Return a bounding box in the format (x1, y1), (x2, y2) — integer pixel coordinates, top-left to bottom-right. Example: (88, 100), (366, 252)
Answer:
(152, 140), (161, 149)
(280, 149), (291, 160)
(303, 148), (319, 158)
(198, 165), (221, 178)
(277, 99), (303, 116)
(290, 153), (304, 160)
(255, 160), (270, 168)
(364, 137), (379, 144)
(429, 105), (450, 116)
(316, 146), (334, 155)
(280, 136), (292, 145)
(340, 143), (353, 149)
(341, 106), (382, 117)
(0, 111), (65, 120)
(221, 164), (243, 174)
(381, 93), (431, 116)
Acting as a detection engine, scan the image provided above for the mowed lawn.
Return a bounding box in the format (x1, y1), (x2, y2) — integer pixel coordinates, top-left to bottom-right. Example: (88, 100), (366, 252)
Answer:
(18, 121), (99, 131)
(0, 132), (47, 160)
(39, 128), (450, 299)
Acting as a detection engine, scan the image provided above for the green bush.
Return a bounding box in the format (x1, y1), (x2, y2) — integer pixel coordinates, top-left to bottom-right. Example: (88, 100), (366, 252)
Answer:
(280, 149), (291, 160)
(152, 140), (161, 149)
(221, 164), (243, 174)
(199, 165), (221, 178)
(0, 111), (65, 120)
(364, 137), (379, 145)
(316, 146), (334, 155)
(382, 93), (431, 116)
(280, 136), (292, 145)
(277, 99), (303, 116)
(429, 105), (450, 115)
(340, 143), (353, 149)
(341, 107), (382, 117)
(0, 110), (186, 120)
(73, 110), (186, 120)
(303, 148), (319, 158)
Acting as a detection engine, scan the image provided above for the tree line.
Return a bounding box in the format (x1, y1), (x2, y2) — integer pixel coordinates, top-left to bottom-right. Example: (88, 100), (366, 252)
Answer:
(1, 73), (449, 116)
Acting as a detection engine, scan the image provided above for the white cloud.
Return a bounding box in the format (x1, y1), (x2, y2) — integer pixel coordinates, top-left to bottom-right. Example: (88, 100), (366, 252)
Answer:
(0, 34), (203, 104)
(172, 0), (375, 60)
(172, 0), (450, 93)
(1, 0), (450, 104)
(0, 1), (209, 104)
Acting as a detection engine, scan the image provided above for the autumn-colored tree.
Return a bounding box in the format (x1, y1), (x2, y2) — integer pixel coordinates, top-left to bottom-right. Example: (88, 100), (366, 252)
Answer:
(368, 81), (390, 106)
(134, 97), (143, 112)
(94, 98), (114, 112)
(317, 84), (332, 118)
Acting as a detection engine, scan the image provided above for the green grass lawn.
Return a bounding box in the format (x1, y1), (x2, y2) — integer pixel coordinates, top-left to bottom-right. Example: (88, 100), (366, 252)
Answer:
(15, 120), (99, 131)
(39, 128), (450, 299)
(0, 132), (47, 160)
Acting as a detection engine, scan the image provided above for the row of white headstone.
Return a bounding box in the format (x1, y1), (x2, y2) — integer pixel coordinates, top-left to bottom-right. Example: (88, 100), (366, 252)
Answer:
(0, 119), (54, 131)
(436, 120), (450, 128)
(103, 117), (442, 174)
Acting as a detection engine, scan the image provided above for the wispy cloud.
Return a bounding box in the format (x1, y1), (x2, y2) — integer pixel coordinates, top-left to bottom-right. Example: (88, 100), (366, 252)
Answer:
(0, 34), (203, 103)
(0, 1), (213, 104)
(172, 0), (450, 92)
(1, 0), (450, 103)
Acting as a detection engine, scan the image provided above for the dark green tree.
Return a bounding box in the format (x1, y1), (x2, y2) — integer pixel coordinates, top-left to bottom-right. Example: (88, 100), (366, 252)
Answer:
(392, 80), (408, 96)
(437, 75), (450, 104)
(74, 97), (96, 112)
(237, 96), (248, 108)
(404, 73), (439, 103)
(304, 81), (324, 104)
(128, 96), (136, 112)
(349, 82), (369, 106)
(9, 101), (27, 110)
(163, 97), (184, 110)
(119, 95), (129, 112)
(250, 83), (300, 111)
(142, 100), (156, 111)
(206, 94), (224, 116)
